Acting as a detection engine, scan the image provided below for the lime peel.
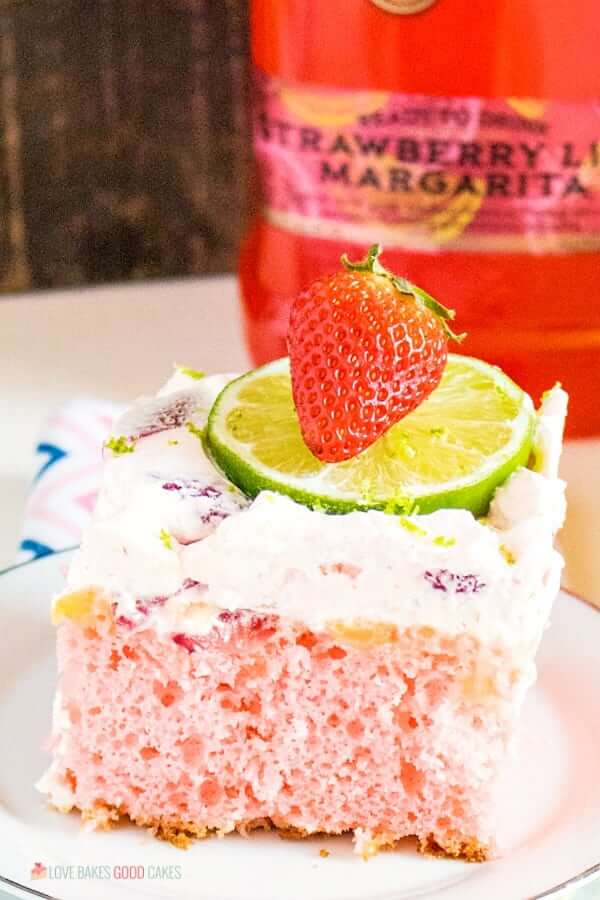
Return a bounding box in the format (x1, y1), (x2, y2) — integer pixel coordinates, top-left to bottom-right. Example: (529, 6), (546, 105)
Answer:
(204, 355), (536, 519)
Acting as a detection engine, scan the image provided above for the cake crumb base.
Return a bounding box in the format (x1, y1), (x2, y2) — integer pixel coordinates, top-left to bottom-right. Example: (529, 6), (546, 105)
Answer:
(418, 833), (490, 863)
(61, 802), (490, 862)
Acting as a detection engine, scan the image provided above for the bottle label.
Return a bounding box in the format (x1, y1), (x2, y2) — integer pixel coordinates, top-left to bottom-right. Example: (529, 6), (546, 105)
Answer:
(253, 71), (600, 252)
(370, 0), (438, 13)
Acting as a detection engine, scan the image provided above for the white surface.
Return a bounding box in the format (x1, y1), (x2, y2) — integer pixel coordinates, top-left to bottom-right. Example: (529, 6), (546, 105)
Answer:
(1, 553), (600, 900)
(0, 276), (597, 608)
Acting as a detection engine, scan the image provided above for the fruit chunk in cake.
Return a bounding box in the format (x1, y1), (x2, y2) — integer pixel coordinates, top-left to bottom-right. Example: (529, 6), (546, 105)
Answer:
(38, 250), (567, 861)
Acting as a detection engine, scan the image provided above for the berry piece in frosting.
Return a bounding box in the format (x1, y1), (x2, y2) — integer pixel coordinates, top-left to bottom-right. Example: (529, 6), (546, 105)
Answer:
(424, 569), (486, 594)
(161, 480), (222, 500)
(171, 632), (200, 653)
(157, 477), (248, 543)
(116, 391), (199, 439)
(288, 244), (463, 463)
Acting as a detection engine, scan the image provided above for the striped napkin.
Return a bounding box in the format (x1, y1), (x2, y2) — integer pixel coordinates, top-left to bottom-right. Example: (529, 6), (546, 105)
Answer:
(18, 397), (124, 564)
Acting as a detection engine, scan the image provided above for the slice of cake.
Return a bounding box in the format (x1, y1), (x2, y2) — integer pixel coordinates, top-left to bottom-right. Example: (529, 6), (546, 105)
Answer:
(37, 249), (567, 861)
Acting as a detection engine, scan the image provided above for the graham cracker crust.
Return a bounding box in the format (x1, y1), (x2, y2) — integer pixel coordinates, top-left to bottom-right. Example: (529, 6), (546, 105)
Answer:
(418, 833), (490, 863)
(68, 802), (489, 862)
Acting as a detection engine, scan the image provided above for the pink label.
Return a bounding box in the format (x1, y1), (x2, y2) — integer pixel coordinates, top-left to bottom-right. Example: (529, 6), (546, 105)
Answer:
(253, 71), (600, 252)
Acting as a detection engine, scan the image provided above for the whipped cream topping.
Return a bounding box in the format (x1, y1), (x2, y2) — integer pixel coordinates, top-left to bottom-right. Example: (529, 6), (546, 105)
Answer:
(62, 368), (568, 646)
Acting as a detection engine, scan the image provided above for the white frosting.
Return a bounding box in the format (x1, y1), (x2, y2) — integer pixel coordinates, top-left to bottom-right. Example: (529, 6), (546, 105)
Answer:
(180, 487), (562, 645)
(68, 372), (248, 598)
(60, 369), (568, 647)
(156, 368), (238, 399)
(532, 385), (568, 479)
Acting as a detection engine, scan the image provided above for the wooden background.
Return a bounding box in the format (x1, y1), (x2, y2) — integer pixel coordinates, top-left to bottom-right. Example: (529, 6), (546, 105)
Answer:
(0, 0), (252, 293)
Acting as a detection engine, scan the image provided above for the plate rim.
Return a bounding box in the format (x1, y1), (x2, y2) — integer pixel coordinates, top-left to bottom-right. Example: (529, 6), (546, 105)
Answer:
(0, 547), (76, 581)
(0, 550), (599, 900)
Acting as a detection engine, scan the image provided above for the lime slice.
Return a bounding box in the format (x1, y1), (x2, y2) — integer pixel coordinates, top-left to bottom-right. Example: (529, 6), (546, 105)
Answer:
(204, 355), (536, 517)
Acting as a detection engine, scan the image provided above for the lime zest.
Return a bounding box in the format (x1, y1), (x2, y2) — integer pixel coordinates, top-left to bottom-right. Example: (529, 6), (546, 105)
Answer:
(499, 544), (517, 565)
(159, 528), (174, 551)
(177, 365), (205, 380)
(168, 439), (179, 446)
(186, 421), (205, 441)
(399, 517), (427, 536)
(105, 435), (136, 455)
(433, 535), (456, 547)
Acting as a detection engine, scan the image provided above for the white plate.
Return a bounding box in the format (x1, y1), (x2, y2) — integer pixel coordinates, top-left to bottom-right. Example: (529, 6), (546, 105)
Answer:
(0, 551), (599, 900)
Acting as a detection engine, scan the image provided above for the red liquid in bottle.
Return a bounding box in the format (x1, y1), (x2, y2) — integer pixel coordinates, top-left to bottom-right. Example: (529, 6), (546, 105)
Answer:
(240, 0), (600, 436)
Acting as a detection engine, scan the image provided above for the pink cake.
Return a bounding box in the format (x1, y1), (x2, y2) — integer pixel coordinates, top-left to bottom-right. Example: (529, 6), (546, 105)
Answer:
(38, 366), (568, 861)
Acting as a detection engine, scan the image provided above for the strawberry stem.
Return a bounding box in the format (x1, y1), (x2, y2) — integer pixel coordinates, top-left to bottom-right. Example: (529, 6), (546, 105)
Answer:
(341, 244), (465, 343)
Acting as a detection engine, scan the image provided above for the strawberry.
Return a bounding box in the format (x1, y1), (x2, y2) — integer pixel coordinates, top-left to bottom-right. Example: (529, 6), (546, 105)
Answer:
(288, 244), (464, 463)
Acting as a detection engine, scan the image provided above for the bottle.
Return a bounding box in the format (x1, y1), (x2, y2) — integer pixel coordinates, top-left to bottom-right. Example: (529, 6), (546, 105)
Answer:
(239, 0), (600, 436)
